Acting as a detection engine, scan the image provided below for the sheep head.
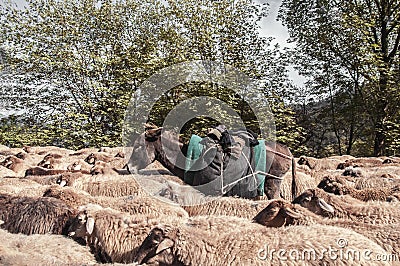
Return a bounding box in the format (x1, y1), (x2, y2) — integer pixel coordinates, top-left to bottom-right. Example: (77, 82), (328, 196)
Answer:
(134, 225), (177, 265)
(293, 189), (335, 216)
(67, 207), (99, 239)
(253, 199), (303, 227)
(317, 176), (347, 195)
(1, 156), (14, 168)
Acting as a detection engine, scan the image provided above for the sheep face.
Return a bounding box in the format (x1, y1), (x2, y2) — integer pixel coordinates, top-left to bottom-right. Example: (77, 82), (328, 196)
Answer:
(293, 190), (334, 216)
(67, 161), (81, 171)
(253, 200), (302, 227)
(85, 153), (97, 165)
(38, 154), (63, 169)
(1, 156), (14, 168)
(134, 226), (177, 265)
(67, 211), (95, 239)
(56, 175), (69, 187)
(317, 177), (345, 195)
(297, 156), (307, 166)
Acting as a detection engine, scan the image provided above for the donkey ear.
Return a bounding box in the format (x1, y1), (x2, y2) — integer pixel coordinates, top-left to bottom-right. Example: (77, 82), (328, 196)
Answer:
(86, 217), (95, 234)
(145, 127), (163, 138)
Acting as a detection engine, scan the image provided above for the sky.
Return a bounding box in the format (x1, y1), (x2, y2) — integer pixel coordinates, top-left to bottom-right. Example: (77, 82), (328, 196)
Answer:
(4, 0), (305, 85)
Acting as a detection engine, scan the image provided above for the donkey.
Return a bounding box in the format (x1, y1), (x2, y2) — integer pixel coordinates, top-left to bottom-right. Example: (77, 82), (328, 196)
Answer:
(127, 125), (297, 200)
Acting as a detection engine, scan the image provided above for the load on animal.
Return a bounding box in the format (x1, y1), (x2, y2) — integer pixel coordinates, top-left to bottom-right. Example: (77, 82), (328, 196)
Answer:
(127, 123), (297, 201)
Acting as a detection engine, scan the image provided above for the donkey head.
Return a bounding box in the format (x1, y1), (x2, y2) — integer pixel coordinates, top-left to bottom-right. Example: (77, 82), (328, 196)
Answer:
(127, 124), (163, 174)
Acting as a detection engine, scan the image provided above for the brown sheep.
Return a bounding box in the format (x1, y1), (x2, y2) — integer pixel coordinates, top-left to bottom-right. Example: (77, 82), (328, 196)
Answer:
(0, 193), (76, 235)
(43, 185), (188, 219)
(66, 204), (184, 263)
(337, 157), (385, 169)
(25, 166), (69, 176)
(182, 196), (273, 219)
(293, 188), (400, 224)
(0, 178), (49, 197)
(0, 228), (96, 265)
(318, 175), (399, 201)
(55, 172), (164, 197)
(297, 155), (342, 171)
(255, 199), (400, 254)
(1, 155), (31, 176)
(135, 220), (390, 266)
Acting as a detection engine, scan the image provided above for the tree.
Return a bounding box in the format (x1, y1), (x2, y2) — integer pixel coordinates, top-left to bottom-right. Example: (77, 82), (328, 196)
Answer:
(0, 0), (302, 149)
(280, 0), (400, 156)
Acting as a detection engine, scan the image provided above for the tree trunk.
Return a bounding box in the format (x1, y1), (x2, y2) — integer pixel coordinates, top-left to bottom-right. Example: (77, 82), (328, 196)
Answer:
(373, 121), (386, 156)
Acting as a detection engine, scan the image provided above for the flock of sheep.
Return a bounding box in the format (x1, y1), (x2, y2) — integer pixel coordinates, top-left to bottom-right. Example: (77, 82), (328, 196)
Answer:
(0, 144), (400, 265)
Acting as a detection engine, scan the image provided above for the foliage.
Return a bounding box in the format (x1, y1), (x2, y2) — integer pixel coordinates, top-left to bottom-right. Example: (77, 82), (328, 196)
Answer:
(280, 0), (400, 156)
(0, 0), (302, 149)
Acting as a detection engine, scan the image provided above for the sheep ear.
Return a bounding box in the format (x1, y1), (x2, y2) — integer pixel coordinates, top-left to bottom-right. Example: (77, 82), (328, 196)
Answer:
(283, 207), (303, 219)
(86, 217), (95, 234)
(155, 238), (174, 254)
(318, 199), (334, 213)
(59, 180), (67, 187)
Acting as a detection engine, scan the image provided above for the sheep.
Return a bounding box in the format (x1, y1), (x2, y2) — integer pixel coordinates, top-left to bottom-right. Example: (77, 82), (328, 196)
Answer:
(353, 177), (400, 190)
(318, 175), (399, 201)
(0, 155), (31, 176)
(66, 204), (184, 263)
(0, 228), (96, 265)
(0, 193), (76, 235)
(297, 155), (342, 171)
(135, 220), (391, 265)
(85, 152), (115, 164)
(0, 178), (49, 197)
(254, 199), (400, 255)
(342, 166), (365, 177)
(182, 196), (273, 219)
(98, 146), (124, 155)
(0, 165), (17, 178)
(23, 146), (73, 156)
(43, 185), (188, 219)
(337, 157), (385, 169)
(24, 173), (63, 185)
(56, 172), (148, 197)
(56, 172), (171, 197)
(279, 170), (318, 201)
(37, 153), (63, 168)
(67, 159), (93, 173)
(24, 166), (70, 176)
(293, 188), (400, 224)
(90, 160), (127, 176)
